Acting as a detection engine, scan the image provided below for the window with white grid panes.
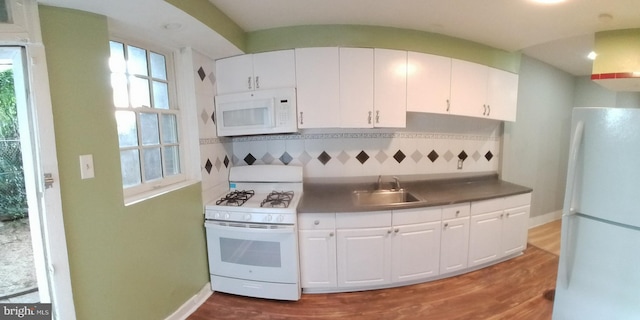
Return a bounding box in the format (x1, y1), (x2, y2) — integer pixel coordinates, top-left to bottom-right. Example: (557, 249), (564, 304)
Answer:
(109, 40), (184, 196)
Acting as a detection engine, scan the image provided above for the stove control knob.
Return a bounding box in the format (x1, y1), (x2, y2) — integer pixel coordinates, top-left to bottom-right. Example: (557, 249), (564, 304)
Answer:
(266, 215), (273, 222)
(224, 213), (230, 220)
(244, 213), (252, 221)
(277, 215), (285, 223)
(214, 212), (220, 219)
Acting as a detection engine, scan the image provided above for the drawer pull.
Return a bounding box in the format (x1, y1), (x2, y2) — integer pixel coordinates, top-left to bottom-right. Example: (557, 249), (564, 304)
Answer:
(314, 220), (320, 225)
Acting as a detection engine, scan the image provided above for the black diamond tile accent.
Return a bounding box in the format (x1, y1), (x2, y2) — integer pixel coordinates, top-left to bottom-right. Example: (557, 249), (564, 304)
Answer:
(204, 159), (213, 174)
(356, 151), (369, 164)
(223, 155), (230, 168)
(317, 151), (331, 165)
(197, 67), (206, 81)
(458, 150), (468, 161)
(427, 150), (439, 162)
(280, 152), (293, 165)
(393, 150), (406, 163)
(485, 151), (494, 161)
(244, 153), (256, 165)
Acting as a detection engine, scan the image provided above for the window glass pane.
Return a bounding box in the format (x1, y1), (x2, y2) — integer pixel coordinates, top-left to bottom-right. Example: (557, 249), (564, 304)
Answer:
(152, 81), (169, 109)
(150, 52), (167, 80)
(115, 111), (138, 147)
(127, 45), (148, 76)
(140, 113), (159, 146)
(164, 146), (181, 176)
(143, 147), (162, 181)
(130, 76), (150, 108)
(0, 0), (10, 23)
(110, 74), (129, 108)
(161, 114), (178, 143)
(120, 149), (141, 188)
(109, 41), (126, 73)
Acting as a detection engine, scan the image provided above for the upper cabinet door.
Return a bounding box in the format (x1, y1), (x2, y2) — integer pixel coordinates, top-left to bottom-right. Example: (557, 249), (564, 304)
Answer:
(340, 48), (374, 128)
(215, 50), (295, 94)
(374, 49), (407, 128)
(216, 54), (254, 94)
(487, 68), (519, 122)
(450, 59), (488, 119)
(252, 50), (296, 91)
(407, 52), (452, 114)
(295, 47), (340, 128)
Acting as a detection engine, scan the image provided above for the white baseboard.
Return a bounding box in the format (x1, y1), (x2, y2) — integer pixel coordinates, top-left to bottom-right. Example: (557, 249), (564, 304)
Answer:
(165, 283), (212, 320)
(529, 210), (562, 228)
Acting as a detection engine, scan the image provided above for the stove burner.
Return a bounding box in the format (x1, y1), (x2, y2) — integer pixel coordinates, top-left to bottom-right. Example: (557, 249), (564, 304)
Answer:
(261, 191), (294, 208)
(216, 190), (255, 206)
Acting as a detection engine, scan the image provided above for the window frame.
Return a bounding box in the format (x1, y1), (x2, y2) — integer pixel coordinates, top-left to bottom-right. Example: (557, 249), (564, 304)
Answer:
(109, 36), (191, 204)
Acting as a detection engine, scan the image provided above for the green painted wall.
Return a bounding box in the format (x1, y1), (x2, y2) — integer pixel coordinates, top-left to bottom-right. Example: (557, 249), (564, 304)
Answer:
(39, 6), (208, 320)
(247, 25), (521, 73)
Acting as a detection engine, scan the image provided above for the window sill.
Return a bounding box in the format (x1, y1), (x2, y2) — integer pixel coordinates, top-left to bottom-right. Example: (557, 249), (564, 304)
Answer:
(124, 179), (199, 206)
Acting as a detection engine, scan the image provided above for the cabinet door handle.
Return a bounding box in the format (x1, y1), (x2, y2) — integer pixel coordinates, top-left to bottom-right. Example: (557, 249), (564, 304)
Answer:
(506, 212), (510, 218)
(446, 99), (450, 112)
(314, 220), (320, 225)
(483, 104), (487, 115)
(376, 110), (380, 123)
(368, 111), (372, 124)
(255, 76), (260, 89)
(487, 105), (491, 116)
(387, 229), (392, 234)
(394, 228), (400, 233)
(443, 222), (449, 229)
(455, 210), (460, 217)
(248, 76), (252, 90)
(299, 112), (303, 125)
(500, 213), (504, 219)
(329, 232), (334, 237)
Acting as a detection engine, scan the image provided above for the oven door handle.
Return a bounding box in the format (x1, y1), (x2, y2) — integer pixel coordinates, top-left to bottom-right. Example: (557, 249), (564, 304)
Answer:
(205, 221), (295, 234)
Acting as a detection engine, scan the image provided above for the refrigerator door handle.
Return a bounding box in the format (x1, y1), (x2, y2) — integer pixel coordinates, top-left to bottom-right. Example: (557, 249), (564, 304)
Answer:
(561, 120), (584, 288)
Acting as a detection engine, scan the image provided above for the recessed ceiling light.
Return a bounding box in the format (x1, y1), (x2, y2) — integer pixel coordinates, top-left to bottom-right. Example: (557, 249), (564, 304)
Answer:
(587, 51), (597, 60)
(163, 23), (183, 31)
(530, 0), (566, 4)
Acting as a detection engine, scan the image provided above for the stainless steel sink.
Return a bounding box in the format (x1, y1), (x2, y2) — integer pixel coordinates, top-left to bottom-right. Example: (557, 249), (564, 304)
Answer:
(352, 189), (422, 206)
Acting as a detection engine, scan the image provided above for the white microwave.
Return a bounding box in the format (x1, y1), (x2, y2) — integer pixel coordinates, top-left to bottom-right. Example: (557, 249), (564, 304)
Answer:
(214, 88), (298, 137)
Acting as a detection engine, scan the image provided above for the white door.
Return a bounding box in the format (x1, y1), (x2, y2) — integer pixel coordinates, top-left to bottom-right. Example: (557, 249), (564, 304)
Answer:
(486, 68), (518, 121)
(295, 47), (340, 128)
(3, 44), (75, 319)
(391, 221), (441, 282)
(373, 48), (407, 127)
(468, 210), (502, 267)
(252, 50), (296, 91)
(450, 59), (487, 118)
(440, 216), (470, 274)
(406, 52), (452, 114)
(337, 227), (391, 287)
(215, 54), (254, 94)
(298, 229), (337, 288)
(339, 47), (374, 128)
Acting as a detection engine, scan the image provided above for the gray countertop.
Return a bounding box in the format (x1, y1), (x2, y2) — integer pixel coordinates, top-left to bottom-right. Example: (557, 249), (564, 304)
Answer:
(298, 173), (532, 213)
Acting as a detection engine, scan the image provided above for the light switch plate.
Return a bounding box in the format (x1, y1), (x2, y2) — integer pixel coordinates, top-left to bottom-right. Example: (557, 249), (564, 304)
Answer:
(79, 154), (95, 179)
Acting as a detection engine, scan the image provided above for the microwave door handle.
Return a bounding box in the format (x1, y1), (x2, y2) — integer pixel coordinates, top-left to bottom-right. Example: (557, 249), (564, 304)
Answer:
(270, 98), (277, 127)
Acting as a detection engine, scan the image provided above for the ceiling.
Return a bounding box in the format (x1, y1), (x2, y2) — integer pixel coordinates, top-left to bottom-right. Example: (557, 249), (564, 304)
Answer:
(38, 0), (640, 76)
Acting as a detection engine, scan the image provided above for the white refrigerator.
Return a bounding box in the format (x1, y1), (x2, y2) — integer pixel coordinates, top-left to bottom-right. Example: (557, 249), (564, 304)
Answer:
(553, 107), (640, 319)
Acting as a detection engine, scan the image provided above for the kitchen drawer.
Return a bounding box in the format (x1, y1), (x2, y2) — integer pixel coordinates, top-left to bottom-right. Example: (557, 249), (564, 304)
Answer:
(442, 203), (470, 220)
(471, 197), (503, 215)
(503, 193), (531, 209)
(393, 207), (441, 225)
(298, 213), (336, 230)
(336, 211), (391, 229)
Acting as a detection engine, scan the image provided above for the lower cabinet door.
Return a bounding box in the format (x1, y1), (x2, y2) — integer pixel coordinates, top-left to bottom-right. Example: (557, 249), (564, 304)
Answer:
(440, 217), (470, 274)
(391, 221), (441, 282)
(501, 205), (530, 256)
(337, 227), (392, 287)
(299, 229), (337, 288)
(468, 211), (503, 267)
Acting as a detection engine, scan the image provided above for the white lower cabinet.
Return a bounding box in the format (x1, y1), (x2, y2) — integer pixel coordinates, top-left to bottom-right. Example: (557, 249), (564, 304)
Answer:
(468, 193), (532, 268)
(298, 192), (531, 292)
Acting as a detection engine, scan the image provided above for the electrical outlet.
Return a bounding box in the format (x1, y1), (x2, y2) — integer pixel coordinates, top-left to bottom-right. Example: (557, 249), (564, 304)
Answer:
(79, 154), (95, 179)
(457, 159), (464, 170)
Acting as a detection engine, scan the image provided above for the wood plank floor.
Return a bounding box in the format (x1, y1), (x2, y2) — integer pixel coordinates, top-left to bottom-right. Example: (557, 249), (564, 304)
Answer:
(189, 221), (561, 320)
(527, 219), (561, 256)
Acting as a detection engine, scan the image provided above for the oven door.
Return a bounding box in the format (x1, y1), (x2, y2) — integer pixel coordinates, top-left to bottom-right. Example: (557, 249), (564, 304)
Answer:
(205, 221), (299, 284)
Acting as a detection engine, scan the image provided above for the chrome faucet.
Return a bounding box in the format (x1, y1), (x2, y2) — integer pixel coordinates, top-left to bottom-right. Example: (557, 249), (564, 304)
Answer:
(377, 175), (382, 190)
(393, 176), (401, 190)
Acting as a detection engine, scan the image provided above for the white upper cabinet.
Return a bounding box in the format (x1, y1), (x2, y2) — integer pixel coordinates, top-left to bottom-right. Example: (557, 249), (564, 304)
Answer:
(216, 50), (296, 94)
(340, 48), (374, 128)
(407, 52), (452, 114)
(295, 47), (341, 128)
(374, 49), (407, 128)
(450, 59), (519, 122)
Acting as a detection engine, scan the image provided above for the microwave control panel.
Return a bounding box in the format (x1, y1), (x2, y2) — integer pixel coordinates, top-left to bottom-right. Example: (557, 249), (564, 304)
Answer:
(276, 99), (292, 125)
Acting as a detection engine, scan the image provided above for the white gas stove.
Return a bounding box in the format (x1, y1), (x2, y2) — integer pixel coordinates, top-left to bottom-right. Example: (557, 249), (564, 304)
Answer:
(204, 165), (303, 301)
